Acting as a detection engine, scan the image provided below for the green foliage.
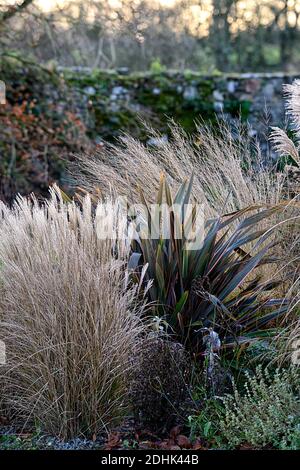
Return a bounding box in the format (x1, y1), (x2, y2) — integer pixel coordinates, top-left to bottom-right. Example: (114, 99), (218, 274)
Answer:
(220, 366), (300, 449)
(188, 366), (300, 449)
(65, 67), (250, 139)
(130, 175), (288, 354)
(188, 388), (224, 447)
(0, 428), (42, 450)
(263, 45), (281, 66)
(220, 339), (279, 388)
(150, 58), (167, 74)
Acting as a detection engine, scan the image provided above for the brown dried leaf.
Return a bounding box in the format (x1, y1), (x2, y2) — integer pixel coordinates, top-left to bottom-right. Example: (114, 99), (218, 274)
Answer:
(192, 438), (203, 450)
(169, 425), (181, 439)
(176, 434), (192, 449)
(105, 432), (121, 450)
(159, 438), (176, 449)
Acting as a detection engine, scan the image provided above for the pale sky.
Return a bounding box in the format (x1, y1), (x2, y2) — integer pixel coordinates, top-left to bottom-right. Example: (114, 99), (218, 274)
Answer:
(35, 0), (177, 12)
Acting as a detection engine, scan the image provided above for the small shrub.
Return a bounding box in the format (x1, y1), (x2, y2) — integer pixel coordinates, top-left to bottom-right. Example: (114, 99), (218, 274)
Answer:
(220, 366), (300, 449)
(130, 336), (192, 431)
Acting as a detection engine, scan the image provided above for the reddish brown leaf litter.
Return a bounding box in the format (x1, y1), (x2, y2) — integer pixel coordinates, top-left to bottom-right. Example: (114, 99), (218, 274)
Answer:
(103, 424), (206, 450)
(104, 432), (122, 450)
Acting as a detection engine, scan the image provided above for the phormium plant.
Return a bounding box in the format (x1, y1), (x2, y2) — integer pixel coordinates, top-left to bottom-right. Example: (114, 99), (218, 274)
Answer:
(129, 174), (290, 355)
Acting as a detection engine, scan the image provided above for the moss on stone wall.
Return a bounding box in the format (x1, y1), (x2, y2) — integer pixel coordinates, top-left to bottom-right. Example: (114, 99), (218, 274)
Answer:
(62, 69), (252, 141)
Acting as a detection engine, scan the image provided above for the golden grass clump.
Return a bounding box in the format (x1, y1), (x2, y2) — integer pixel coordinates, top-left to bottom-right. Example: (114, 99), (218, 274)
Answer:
(74, 120), (285, 217)
(0, 189), (146, 439)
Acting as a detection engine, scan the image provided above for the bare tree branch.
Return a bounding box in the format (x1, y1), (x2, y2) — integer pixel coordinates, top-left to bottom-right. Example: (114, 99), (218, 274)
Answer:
(0, 0), (34, 25)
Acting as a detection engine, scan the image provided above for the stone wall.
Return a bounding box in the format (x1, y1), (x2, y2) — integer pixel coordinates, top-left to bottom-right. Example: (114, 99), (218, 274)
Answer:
(1, 60), (300, 201)
(61, 69), (300, 154)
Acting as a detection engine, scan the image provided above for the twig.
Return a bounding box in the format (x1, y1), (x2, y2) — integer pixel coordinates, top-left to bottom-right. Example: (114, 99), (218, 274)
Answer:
(0, 0), (34, 25)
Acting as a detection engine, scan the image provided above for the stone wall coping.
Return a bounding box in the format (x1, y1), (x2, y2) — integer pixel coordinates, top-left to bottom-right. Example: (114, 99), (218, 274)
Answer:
(58, 67), (300, 81)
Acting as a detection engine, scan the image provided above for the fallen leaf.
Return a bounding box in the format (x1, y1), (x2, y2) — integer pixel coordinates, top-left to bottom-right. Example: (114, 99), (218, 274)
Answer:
(176, 434), (192, 449)
(169, 425), (181, 440)
(105, 432), (121, 450)
(159, 438), (176, 449)
(192, 438), (203, 450)
(0, 416), (9, 425)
